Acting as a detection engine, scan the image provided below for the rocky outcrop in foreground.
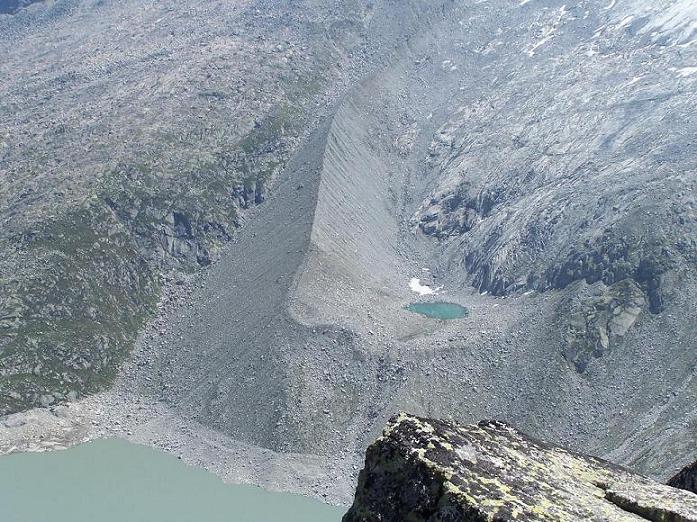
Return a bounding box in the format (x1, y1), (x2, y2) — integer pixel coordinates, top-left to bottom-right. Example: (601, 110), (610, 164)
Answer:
(344, 414), (697, 521)
(670, 461), (697, 495)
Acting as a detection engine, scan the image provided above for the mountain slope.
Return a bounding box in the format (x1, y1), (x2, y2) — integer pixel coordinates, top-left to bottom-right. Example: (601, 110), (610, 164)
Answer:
(1, 0), (695, 503)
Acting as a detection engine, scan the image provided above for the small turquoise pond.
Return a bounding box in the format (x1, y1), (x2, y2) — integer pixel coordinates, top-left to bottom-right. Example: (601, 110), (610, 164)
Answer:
(406, 302), (469, 320)
(0, 438), (343, 522)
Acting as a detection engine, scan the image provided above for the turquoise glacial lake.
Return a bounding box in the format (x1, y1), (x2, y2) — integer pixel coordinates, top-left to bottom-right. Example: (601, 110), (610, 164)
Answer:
(406, 302), (469, 320)
(0, 438), (343, 522)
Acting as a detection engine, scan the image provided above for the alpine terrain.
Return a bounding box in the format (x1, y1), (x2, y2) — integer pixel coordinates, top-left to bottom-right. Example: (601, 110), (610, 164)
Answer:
(1, 0), (696, 512)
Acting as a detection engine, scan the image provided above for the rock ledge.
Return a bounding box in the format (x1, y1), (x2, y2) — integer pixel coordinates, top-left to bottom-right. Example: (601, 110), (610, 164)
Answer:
(344, 413), (697, 521)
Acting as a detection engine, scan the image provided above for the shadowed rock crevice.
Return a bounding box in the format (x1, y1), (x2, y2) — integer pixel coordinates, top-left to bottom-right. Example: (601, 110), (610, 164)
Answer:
(0, 0), (42, 15)
(670, 461), (697, 496)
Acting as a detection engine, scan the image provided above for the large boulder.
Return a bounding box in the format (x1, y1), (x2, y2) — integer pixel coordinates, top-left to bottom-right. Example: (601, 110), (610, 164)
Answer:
(344, 414), (697, 521)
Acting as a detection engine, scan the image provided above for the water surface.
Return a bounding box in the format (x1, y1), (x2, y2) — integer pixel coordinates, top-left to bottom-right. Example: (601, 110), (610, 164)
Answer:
(406, 302), (469, 320)
(0, 438), (343, 522)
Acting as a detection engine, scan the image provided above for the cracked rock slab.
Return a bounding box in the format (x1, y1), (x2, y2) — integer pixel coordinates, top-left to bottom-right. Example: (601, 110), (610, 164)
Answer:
(344, 414), (697, 521)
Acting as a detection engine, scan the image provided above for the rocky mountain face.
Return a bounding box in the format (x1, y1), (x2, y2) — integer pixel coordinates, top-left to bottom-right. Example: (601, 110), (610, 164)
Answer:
(0, 0), (441, 413)
(0, 0), (40, 15)
(344, 414), (697, 522)
(411, 0), (697, 372)
(1, 0), (696, 505)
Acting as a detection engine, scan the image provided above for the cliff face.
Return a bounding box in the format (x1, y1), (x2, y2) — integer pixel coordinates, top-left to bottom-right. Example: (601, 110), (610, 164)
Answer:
(344, 414), (697, 522)
(671, 461), (697, 495)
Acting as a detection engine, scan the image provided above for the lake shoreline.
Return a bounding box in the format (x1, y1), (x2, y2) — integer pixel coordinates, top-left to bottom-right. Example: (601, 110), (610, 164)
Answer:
(0, 437), (344, 522)
(0, 390), (356, 507)
(1, 249), (360, 509)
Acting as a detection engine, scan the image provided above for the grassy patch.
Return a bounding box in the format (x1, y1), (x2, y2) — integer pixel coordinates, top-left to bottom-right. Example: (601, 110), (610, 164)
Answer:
(0, 204), (159, 413)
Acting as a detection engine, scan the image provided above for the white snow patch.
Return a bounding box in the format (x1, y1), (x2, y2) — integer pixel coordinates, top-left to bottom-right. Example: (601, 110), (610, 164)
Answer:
(605, 0), (617, 10)
(410, 278), (435, 295)
(637, 0), (697, 45)
(618, 15), (634, 29)
(677, 66), (697, 76)
(526, 5), (568, 56)
(409, 278), (443, 296)
(528, 34), (555, 56)
(519, 0), (532, 5)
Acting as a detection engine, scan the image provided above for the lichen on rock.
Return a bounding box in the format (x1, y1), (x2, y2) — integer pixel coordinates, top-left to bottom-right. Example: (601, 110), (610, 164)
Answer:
(344, 413), (697, 521)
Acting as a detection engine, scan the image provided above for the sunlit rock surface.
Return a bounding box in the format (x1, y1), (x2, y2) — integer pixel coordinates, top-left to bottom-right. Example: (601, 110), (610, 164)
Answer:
(345, 414), (697, 521)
